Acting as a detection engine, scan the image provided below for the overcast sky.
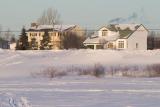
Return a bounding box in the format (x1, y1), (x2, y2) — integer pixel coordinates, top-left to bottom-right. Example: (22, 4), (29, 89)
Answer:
(0, 0), (159, 31)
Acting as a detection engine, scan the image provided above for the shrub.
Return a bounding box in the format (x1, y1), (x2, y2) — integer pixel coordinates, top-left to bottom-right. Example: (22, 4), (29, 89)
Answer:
(106, 64), (160, 77)
(92, 64), (105, 77)
(31, 63), (160, 79)
(78, 64), (105, 78)
(42, 67), (67, 79)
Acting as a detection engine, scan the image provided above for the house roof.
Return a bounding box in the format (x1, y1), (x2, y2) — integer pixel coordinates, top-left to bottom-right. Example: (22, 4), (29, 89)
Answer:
(27, 25), (76, 32)
(84, 32), (119, 44)
(83, 37), (103, 44)
(107, 24), (141, 38)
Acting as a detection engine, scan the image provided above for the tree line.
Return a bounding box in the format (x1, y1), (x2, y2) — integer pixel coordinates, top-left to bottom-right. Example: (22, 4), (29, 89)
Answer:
(2, 7), (160, 50)
(147, 31), (160, 50)
(0, 25), (16, 43)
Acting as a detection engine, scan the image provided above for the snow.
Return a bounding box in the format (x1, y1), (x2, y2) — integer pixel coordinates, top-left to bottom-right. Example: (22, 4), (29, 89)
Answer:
(83, 34), (119, 44)
(53, 25), (76, 31)
(1, 77), (160, 107)
(0, 49), (160, 78)
(83, 37), (102, 44)
(103, 33), (119, 41)
(115, 24), (140, 30)
(0, 93), (31, 107)
(29, 25), (76, 31)
(0, 49), (160, 107)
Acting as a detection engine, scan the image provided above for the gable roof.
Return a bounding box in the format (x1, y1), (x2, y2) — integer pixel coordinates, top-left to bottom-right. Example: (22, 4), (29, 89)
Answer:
(125, 24), (148, 39)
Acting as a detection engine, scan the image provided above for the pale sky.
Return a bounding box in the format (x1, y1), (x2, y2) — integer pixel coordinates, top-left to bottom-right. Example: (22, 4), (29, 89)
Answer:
(0, 0), (159, 31)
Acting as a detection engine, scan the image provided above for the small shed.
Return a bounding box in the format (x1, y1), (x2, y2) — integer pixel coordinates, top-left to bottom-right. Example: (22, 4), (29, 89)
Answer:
(0, 40), (10, 49)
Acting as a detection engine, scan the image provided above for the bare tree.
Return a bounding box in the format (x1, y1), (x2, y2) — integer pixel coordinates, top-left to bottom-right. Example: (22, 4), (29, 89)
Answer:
(62, 32), (86, 49)
(37, 8), (61, 25)
(4, 28), (11, 41)
(10, 34), (16, 43)
(0, 25), (3, 37)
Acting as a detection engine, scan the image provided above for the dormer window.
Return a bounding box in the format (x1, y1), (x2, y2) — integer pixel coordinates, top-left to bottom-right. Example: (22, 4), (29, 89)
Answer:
(102, 30), (108, 36)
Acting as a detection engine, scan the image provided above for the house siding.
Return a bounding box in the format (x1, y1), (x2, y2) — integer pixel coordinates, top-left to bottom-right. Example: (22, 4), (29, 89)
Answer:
(27, 31), (61, 49)
(127, 25), (148, 50)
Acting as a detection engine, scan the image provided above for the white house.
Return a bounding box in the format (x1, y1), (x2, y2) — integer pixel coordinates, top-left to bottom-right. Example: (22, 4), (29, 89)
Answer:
(83, 24), (148, 50)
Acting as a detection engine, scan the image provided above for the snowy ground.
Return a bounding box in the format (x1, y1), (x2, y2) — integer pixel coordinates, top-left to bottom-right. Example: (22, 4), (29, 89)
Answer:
(1, 77), (160, 107)
(0, 49), (160, 78)
(0, 49), (160, 107)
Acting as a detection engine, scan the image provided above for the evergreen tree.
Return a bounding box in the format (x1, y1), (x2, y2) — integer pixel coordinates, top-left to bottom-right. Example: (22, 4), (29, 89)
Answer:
(16, 27), (28, 50)
(31, 38), (38, 50)
(0, 36), (4, 41)
(40, 30), (50, 50)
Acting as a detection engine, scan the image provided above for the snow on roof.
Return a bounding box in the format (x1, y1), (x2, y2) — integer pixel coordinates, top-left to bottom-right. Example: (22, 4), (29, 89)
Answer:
(114, 24), (140, 30)
(84, 33), (119, 44)
(83, 37), (102, 44)
(29, 25), (76, 31)
(104, 33), (119, 41)
(54, 25), (76, 31)
(37, 25), (53, 30)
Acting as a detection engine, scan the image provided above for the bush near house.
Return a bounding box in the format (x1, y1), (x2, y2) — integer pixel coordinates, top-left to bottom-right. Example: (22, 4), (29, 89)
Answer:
(62, 32), (86, 49)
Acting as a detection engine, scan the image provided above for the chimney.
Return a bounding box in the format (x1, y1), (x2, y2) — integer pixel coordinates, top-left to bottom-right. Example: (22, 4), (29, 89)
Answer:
(31, 23), (38, 28)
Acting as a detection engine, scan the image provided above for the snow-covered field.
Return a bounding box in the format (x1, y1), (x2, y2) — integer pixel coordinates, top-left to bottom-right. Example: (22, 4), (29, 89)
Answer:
(0, 49), (160, 78)
(1, 77), (160, 107)
(0, 49), (160, 107)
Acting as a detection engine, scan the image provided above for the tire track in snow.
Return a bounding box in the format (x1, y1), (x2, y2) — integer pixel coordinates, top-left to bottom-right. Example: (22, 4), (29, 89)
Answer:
(0, 93), (32, 107)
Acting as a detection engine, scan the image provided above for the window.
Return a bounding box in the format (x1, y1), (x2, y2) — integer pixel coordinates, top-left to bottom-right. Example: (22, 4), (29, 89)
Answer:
(96, 45), (103, 49)
(108, 43), (114, 49)
(87, 45), (94, 49)
(32, 33), (37, 37)
(102, 30), (108, 36)
(52, 32), (56, 36)
(58, 33), (61, 36)
(118, 41), (124, 48)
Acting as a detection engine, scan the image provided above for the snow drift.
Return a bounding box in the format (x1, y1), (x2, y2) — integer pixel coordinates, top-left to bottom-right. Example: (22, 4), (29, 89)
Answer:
(0, 49), (160, 78)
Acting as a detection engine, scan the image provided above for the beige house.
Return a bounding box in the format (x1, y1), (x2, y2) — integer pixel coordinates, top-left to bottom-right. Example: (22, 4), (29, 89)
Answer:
(27, 23), (84, 50)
